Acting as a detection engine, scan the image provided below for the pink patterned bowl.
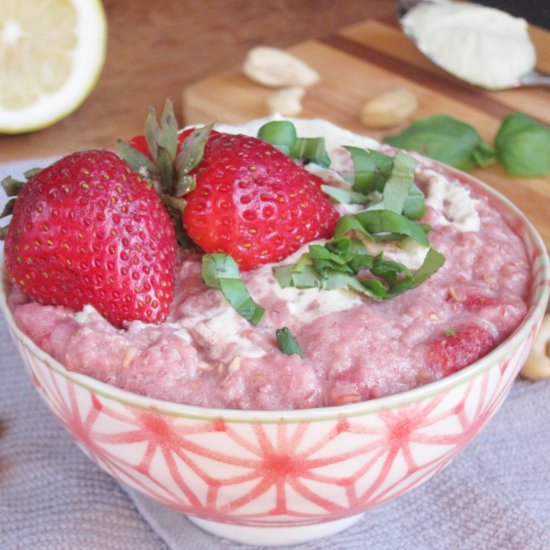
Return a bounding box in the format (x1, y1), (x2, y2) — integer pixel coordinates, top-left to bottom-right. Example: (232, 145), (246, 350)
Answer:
(1, 165), (549, 547)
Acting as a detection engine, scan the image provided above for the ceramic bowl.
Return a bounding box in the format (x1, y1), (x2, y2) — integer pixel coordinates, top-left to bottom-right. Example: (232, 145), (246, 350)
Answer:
(1, 165), (548, 547)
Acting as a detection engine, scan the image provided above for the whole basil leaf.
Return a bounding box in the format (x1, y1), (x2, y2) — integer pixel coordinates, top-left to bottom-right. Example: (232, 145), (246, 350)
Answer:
(495, 113), (550, 177)
(383, 115), (495, 171)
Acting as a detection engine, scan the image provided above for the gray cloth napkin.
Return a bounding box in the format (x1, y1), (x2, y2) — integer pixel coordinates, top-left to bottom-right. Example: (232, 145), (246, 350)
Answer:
(1, 158), (550, 550)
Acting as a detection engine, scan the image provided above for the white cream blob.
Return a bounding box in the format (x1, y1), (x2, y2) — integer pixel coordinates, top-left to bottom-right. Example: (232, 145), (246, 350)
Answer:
(402, 1), (536, 89)
(422, 168), (480, 232)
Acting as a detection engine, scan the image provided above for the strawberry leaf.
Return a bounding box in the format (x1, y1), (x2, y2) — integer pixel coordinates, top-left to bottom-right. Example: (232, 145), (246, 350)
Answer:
(23, 168), (42, 179)
(174, 123), (214, 196)
(0, 198), (15, 219)
(116, 139), (156, 174)
(175, 175), (197, 197)
(1, 176), (26, 197)
(145, 107), (163, 162)
(157, 148), (175, 195)
(159, 100), (179, 160)
(176, 124), (213, 172)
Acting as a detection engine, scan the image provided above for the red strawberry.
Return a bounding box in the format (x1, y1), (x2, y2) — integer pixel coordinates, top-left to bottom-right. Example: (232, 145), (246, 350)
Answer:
(4, 150), (176, 328)
(181, 132), (339, 270)
(427, 324), (495, 376)
(120, 102), (339, 270)
(462, 295), (502, 310)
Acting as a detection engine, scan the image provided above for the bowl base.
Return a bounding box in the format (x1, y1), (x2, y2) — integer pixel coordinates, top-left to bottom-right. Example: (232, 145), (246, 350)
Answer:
(187, 513), (365, 546)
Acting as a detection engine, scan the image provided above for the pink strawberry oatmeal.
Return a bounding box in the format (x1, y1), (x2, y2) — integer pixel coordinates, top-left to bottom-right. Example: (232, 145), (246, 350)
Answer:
(6, 119), (530, 410)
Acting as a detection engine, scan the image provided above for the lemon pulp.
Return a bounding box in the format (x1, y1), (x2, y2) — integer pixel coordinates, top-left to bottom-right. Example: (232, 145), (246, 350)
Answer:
(0, 0), (107, 134)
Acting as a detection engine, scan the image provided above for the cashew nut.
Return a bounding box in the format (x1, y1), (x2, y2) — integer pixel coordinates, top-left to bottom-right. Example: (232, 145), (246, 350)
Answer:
(266, 86), (305, 116)
(360, 86), (418, 129)
(243, 46), (320, 88)
(521, 314), (550, 380)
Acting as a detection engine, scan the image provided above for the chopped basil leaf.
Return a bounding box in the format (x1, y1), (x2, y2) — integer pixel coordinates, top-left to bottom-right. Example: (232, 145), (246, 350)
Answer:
(338, 210), (431, 247)
(444, 327), (457, 336)
(388, 248), (445, 296)
(291, 137), (331, 167)
(374, 151), (417, 214)
(256, 123), (443, 301)
(320, 184), (371, 205)
(383, 115), (496, 171)
(495, 113), (550, 177)
(276, 327), (305, 358)
(257, 121), (330, 167)
(273, 238), (445, 301)
(333, 215), (374, 240)
(344, 148), (425, 221)
(258, 120), (298, 155)
(201, 254), (265, 325)
(344, 146), (393, 193)
(402, 183), (425, 219)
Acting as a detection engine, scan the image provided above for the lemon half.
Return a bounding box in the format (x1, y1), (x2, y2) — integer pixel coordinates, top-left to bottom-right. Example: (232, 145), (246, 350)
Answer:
(0, 0), (107, 134)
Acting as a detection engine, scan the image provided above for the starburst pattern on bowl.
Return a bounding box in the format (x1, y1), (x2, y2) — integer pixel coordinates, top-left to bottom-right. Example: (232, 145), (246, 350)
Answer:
(19, 335), (529, 528)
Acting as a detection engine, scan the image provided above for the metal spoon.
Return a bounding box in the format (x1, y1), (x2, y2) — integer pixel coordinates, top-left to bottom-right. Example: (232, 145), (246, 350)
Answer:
(396, 0), (550, 90)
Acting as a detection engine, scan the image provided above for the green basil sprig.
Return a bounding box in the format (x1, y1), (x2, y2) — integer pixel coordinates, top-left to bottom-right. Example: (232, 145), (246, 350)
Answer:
(383, 111), (550, 177)
(495, 113), (550, 177)
(383, 115), (496, 171)
(201, 254), (265, 325)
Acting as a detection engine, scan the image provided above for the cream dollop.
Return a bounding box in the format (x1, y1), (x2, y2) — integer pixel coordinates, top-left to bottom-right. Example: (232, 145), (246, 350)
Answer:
(402, 1), (536, 89)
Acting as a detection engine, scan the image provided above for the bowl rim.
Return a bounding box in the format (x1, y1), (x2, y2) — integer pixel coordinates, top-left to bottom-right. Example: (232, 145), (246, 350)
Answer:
(1, 163), (548, 424)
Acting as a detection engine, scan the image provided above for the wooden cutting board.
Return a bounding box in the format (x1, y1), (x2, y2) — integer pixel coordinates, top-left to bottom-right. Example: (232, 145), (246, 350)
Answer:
(183, 17), (550, 249)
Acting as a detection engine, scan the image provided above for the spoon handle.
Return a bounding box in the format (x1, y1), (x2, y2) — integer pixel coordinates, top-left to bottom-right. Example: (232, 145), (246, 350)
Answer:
(519, 70), (550, 87)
